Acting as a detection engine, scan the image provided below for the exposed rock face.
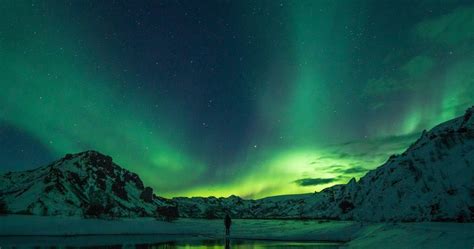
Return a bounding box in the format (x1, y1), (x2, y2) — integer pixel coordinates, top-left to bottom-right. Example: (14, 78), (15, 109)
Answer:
(140, 187), (154, 203)
(0, 151), (172, 217)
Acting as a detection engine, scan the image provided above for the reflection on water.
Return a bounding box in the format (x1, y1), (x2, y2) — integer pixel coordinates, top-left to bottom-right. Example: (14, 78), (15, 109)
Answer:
(133, 239), (341, 249)
(0, 237), (342, 249)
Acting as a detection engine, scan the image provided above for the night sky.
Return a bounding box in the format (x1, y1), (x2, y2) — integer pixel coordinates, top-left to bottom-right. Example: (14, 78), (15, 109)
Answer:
(1, 0), (474, 198)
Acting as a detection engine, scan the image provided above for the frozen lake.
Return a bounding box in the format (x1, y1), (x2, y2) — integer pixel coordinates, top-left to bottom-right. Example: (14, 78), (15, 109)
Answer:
(0, 235), (343, 248)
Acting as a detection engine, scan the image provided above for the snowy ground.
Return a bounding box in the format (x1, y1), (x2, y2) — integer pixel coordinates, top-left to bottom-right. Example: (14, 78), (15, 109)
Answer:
(0, 215), (473, 248)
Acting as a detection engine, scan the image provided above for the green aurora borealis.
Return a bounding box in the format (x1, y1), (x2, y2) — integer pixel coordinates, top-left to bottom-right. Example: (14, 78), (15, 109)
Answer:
(1, 1), (474, 198)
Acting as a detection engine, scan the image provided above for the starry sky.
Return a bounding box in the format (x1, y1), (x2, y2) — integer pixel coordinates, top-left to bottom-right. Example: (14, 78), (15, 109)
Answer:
(1, 0), (474, 199)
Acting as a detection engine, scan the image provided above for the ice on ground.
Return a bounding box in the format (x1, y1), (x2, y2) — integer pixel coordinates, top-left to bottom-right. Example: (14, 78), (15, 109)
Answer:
(1, 215), (473, 249)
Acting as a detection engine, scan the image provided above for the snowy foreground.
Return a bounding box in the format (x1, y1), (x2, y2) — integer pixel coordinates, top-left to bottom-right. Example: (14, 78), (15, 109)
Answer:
(0, 215), (473, 248)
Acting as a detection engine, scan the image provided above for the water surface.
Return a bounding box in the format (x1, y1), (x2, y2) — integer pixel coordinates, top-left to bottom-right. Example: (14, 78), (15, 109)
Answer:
(0, 235), (343, 249)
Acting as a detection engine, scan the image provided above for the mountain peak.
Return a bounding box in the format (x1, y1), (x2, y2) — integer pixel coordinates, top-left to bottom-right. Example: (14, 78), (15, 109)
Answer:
(0, 150), (172, 217)
(57, 150), (116, 173)
(62, 150), (111, 161)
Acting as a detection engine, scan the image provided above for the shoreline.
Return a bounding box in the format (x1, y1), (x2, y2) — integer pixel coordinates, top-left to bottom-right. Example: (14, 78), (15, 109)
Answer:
(1, 215), (473, 248)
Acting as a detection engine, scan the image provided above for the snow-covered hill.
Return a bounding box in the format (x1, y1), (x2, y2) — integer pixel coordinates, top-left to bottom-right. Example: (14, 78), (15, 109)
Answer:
(0, 151), (173, 217)
(1, 107), (473, 221)
(341, 106), (474, 221)
(175, 107), (474, 222)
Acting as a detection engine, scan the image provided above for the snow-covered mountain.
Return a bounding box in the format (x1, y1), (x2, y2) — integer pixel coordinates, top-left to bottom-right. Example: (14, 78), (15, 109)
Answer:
(175, 107), (474, 222)
(341, 106), (474, 222)
(0, 151), (173, 217)
(1, 107), (473, 221)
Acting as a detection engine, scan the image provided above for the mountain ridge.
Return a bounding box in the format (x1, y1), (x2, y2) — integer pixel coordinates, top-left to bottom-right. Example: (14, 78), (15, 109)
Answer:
(174, 106), (474, 221)
(1, 107), (473, 221)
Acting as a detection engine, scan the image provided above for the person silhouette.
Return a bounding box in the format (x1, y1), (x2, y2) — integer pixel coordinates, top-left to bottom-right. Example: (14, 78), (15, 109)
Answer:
(224, 214), (232, 237)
